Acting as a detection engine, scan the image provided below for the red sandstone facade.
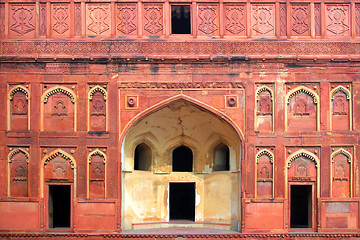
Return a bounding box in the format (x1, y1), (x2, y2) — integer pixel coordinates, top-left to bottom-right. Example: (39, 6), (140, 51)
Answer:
(1, 0), (360, 239)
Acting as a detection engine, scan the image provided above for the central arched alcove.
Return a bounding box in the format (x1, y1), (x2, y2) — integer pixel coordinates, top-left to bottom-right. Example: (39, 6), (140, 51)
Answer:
(121, 98), (242, 231)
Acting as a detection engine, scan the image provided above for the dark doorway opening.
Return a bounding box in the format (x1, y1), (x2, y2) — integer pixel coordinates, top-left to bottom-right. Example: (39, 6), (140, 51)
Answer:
(171, 5), (191, 34)
(172, 145), (193, 172)
(170, 182), (195, 221)
(49, 185), (71, 228)
(290, 185), (312, 228)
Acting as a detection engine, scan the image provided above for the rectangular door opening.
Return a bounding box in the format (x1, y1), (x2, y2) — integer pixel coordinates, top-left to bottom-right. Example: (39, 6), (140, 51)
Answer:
(169, 182), (195, 221)
(290, 185), (312, 228)
(49, 185), (71, 228)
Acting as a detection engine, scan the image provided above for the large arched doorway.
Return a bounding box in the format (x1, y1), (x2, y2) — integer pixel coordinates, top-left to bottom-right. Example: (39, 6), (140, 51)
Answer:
(121, 99), (242, 231)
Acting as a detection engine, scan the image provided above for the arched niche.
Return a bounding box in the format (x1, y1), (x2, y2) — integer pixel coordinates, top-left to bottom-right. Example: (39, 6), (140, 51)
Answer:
(255, 85), (274, 131)
(255, 149), (274, 199)
(331, 148), (352, 198)
(121, 97), (242, 231)
(213, 143), (230, 171)
(330, 86), (351, 131)
(8, 85), (30, 131)
(172, 145), (193, 172)
(285, 86), (320, 131)
(41, 86), (77, 132)
(88, 85), (108, 132)
(134, 143), (152, 171)
(87, 149), (107, 199)
(8, 148), (29, 197)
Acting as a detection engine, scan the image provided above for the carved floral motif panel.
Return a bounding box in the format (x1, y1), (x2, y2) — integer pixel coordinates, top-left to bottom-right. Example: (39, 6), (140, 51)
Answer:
(197, 4), (219, 36)
(9, 4), (36, 38)
(51, 3), (70, 37)
(143, 4), (164, 35)
(251, 4), (275, 36)
(280, 3), (287, 36)
(291, 3), (310, 36)
(326, 4), (350, 36)
(224, 4), (246, 36)
(116, 3), (137, 35)
(86, 3), (111, 36)
(75, 3), (82, 36)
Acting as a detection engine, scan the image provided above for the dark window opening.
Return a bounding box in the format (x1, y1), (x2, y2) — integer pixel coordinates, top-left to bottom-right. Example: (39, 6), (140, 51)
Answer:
(290, 185), (312, 228)
(213, 143), (230, 171)
(49, 185), (71, 228)
(134, 143), (152, 171)
(171, 5), (191, 34)
(170, 182), (195, 221)
(172, 145), (193, 172)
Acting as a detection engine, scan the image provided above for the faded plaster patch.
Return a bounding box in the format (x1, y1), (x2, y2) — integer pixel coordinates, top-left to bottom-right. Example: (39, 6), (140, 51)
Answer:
(196, 191), (201, 207)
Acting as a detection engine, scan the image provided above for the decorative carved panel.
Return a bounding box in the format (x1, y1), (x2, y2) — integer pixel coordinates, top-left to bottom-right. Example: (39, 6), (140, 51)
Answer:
(288, 156), (317, 182)
(117, 4), (137, 35)
(143, 4), (164, 35)
(86, 4), (111, 36)
(256, 149), (274, 198)
(9, 85), (29, 131)
(326, 4), (350, 36)
(88, 149), (106, 199)
(224, 4), (246, 36)
(291, 4), (310, 36)
(51, 4), (70, 37)
(356, 4), (360, 35)
(75, 3), (82, 36)
(89, 85), (107, 132)
(126, 95), (139, 109)
(255, 85), (273, 131)
(286, 86), (318, 131)
(9, 4), (36, 37)
(315, 4), (321, 36)
(43, 150), (75, 182)
(9, 148), (29, 197)
(331, 149), (351, 198)
(331, 85), (351, 131)
(251, 4), (275, 36)
(0, 3), (4, 36)
(40, 3), (47, 36)
(280, 3), (287, 36)
(43, 85), (76, 132)
(197, 4), (219, 36)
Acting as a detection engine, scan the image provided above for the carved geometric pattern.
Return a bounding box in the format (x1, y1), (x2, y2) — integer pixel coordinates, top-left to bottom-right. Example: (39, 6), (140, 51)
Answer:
(257, 91), (272, 115)
(252, 5), (274, 35)
(43, 86), (75, 103)
(225, 5), (245, 35)
(315, 4), (321, 36)
(198, 6), (218, 35)
(291, 4), (310, 35)
(280, 3), (287, 36)
(10, 5), (35, 35)
(89, 149), (106, 180)
(326, 5), (350, 35)
(87, 5), (110, 35)
(287, 149), (318, 168)
(119, 82), (244, 89)
(9, 148), (29, 197)
(117, 5), (137, 34)
(43, 149), (75, 169)
(0, 3), (4, 36)
(40, 3), (47, 36)
(356, 4), (360, 35)
(144, 5), (163, 34)
(287, 87), (318, 104)
(332, 91), (348, 115)
(52, 4), (70, 35)
(75, 3), (81, 36)
(11, 91), (28, 115)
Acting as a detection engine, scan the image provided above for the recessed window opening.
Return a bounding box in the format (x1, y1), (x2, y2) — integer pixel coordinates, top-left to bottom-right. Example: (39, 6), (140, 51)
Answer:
(213, 143), (230, 171)
(172, 145), (193, 172)
(49, 185), (71, 228)
(170, 182), (195, 221)
(290, 185), (312, 228)
(171, 5), (191, 34)
(134, 143), (152, 171)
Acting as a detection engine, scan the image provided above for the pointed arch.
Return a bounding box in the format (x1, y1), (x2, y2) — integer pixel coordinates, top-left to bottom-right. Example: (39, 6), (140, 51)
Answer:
(255, 149), (275, 198)
(256, 149), (274, 163)
(41, 86), (77, 131)
(8, 85), (31, 131)
(330, 86), (351, 100)
(88, 86), (108, 132)
(285, 149), (320, 198)
(255, 86), (274, 101)
(255, 85), (274, 131)
(285, 86), (320, 131)
(87, 149), (107, 198)
(40, 149), (77, 198)
(8, 148), (30, 197)
(330, 85), (352, 131)
(330, 148), (353, 197)
(89, 86), (108, 100)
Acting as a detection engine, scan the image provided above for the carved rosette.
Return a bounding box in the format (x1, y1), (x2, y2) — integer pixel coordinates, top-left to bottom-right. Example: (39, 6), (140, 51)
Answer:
(9, 4), (36, 37)
(251, 5), (275, 36)
(225, 5), (246, 35)
(52, 4), (70, 36)
(198, 5), (219, 35)
(291, 4), (310, 36)
(326, 4), (350, 36)
(117, 4), (137, 35)
(86, 4), (110, 36)
(143, 4), (163, 35)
